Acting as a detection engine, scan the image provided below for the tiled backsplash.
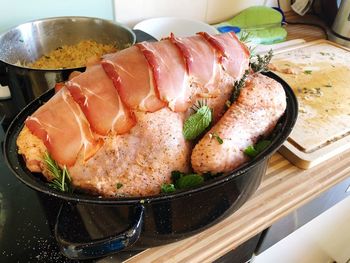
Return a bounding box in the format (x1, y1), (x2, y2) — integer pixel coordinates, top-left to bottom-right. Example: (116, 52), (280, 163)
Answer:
(113, 0), (291, 27)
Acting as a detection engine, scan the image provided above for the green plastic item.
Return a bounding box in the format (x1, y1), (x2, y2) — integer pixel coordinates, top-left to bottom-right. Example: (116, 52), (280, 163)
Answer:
(217, 6), (287, 44)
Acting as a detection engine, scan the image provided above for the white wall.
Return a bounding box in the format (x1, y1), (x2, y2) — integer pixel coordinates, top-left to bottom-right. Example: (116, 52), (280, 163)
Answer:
(113, 0), (291, 27)
(0, 0), (114, 33)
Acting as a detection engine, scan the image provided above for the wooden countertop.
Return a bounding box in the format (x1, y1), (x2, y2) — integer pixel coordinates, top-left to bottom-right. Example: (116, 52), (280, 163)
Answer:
(125, 13), (349, 263)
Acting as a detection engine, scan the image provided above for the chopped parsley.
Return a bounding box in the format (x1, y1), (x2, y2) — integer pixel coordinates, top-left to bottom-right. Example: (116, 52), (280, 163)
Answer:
(304, 70), (312, 75)
(211, 132), (223, 144)
(116, 183), (123, 189)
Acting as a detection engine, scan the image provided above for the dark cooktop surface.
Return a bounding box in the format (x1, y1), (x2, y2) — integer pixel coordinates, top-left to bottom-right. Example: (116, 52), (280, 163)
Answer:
(0, 29), (155, 263)
(0, 122), (72, 262)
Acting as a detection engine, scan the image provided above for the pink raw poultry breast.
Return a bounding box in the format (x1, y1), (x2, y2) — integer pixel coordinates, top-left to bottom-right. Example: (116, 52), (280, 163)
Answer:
(15, 32), (286, 197)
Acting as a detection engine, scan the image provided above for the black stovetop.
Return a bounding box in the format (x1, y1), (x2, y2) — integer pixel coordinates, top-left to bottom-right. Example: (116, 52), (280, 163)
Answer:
(0, 121), (72, 262)
(0, 30), (159, 262)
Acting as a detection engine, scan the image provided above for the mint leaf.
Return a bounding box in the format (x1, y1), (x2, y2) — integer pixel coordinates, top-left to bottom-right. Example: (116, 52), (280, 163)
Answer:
(171, 170), (184, 182)
(244, 140), (271, 158)
(175, 174), (204, 189)
(255, 140), (271, 152)
(183, 105), (212, 140)
(244, 145), (259, 157)
(161, 184), (176, 193)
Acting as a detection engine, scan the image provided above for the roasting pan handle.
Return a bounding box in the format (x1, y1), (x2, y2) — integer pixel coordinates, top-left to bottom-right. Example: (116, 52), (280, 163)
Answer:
(54, 204), (145, 260)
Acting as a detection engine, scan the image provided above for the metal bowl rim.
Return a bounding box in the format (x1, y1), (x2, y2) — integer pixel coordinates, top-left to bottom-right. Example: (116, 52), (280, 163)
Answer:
(0, 16), (136, 70)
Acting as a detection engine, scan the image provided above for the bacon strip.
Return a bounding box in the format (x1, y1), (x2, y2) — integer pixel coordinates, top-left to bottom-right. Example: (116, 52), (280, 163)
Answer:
(66, 64), (136, 135)
(136, 40), (190, 112)
(25, 88), (102, 166)
(198, 32), (250, 79)
(102, 46), (165, 112)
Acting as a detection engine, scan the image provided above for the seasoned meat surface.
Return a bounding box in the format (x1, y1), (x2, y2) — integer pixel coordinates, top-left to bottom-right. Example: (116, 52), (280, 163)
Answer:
(69, 108), (191, 196)
(191, 73), (287, 173)
(17, 126), (49, 175)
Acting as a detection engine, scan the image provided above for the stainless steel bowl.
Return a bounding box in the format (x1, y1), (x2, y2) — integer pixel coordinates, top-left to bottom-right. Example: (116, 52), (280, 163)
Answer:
(0, 16), (135, 111)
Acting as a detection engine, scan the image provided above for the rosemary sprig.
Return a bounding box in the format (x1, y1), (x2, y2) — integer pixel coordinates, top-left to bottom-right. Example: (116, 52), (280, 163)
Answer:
(239, 31), (255, 57)
(239, 31), (251, 43)
(44, 152), (72, 192)
(250, 49), (273, 73)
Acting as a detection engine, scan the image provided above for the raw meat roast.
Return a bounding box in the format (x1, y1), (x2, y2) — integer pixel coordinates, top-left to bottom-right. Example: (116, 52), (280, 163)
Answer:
(17, 32), (286, 197)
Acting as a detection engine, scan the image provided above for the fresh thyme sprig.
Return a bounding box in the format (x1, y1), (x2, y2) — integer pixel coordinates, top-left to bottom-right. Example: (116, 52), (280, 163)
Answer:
(230, 70), (249, 104)
(228, 50), (273, 108)
(250, 49), (273, 73)
(183, 100), (212, 140)
(44, 152), (72, 192)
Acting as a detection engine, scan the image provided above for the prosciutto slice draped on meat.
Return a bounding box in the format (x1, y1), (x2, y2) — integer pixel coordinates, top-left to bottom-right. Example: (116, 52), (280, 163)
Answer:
(25, 88), (102, 166)
(169, 34), (219, 87)
(102, 46), (165, 112)
(16, 32), (286, 197)
(67, 64), (136, 136)
(136, 40), (191, 112)
(198, 32), (250, 79)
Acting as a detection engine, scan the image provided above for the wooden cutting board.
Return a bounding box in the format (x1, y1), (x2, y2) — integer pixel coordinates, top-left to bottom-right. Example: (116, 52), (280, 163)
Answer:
(270, 40), (350, 169)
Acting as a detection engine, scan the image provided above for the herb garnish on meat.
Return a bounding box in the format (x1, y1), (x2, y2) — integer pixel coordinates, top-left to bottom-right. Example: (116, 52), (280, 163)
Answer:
(183, 101), (213, 140)
(230, 50), (273, 105)
(250, 49), (273, 73)
(230, 70), (249, 103)
(210, 132), (224, 144)
(161, 171), (204, 193)
(44, 152), (72, 192)
(160, 171), (225, 194)
(244, 140), (271, 158)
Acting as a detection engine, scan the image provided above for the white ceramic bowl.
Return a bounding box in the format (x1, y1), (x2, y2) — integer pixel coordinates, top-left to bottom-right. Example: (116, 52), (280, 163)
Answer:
(133, 17), (218, 40)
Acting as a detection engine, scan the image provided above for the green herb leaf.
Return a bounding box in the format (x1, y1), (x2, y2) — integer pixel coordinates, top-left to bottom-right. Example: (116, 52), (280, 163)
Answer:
(161, 183), (176, 193)
(175, 174), (204, 189)
(171, 170), (184, 182)
(250, 49), (273, 73)
(304, 70), (312, 75)
(244, 145), (259, 157)
(231, 70), (249, 103)
(239, 31), (251, 43)
(183, 105), (212, 140)
(44, 152), (72, 192)
(255, 140), (271, 152)
(244, 140), (271, 158)
(116, 183), (123, 189)
(211, 132), (223, 144)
